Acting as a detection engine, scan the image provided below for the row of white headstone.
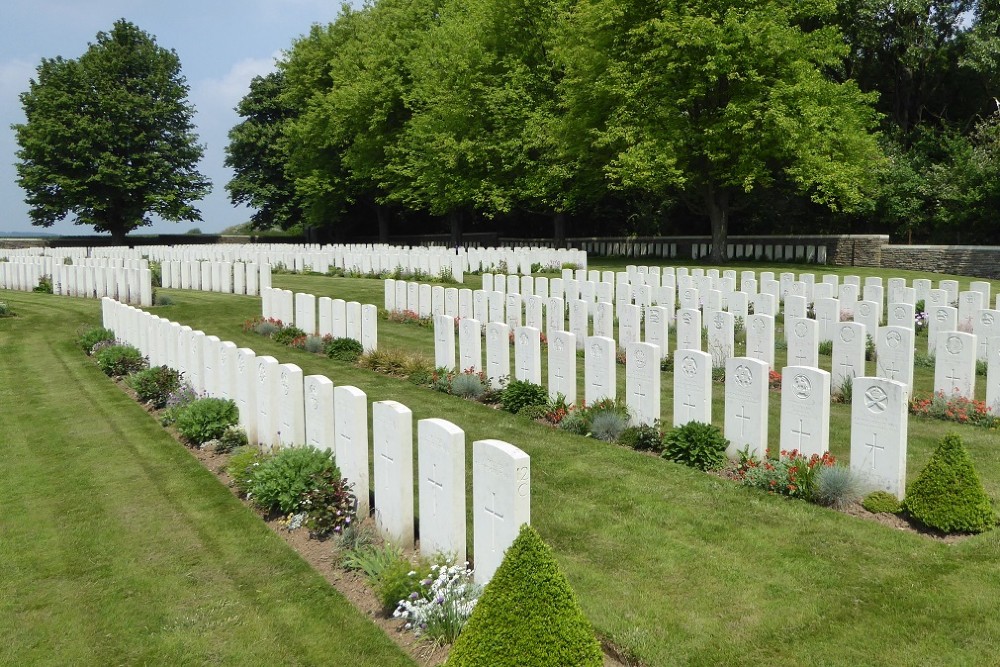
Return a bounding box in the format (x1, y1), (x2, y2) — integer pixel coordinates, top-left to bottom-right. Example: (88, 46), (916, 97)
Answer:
(0, 259), (151, 306)
(158, 260), (271, 296)
(260, 288), (378, 352)
(100, 297), (529, 585)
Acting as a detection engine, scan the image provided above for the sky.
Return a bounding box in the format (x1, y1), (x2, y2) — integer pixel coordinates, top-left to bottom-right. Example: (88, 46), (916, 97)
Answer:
(0, 0), (361, 236)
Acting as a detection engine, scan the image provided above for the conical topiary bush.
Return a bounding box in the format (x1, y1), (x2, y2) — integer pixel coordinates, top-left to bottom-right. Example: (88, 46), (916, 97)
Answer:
(903, 433), (997, 534)
(447, 524), (603, 667)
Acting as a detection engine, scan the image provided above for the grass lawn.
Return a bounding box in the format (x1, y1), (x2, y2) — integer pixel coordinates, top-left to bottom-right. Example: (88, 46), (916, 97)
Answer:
(4, 257), (1000, 666)
(0, 291), (414, 666)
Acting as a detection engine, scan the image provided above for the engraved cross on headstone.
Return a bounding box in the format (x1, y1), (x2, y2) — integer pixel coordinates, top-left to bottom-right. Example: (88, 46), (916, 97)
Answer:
(866, 432), (884, 470)
(426, 460), (444, 517)
(484, 492), (504, 551)
(881, 359), (900, 380)
(683, 394), (697, 419)
(792, 419), (811, 450)
(734, 404), (751, 437)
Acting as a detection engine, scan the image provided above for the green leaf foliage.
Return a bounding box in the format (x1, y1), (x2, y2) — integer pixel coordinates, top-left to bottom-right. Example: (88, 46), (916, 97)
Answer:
(13, 20), (210, 241)
(903, 433), (997, 534)
(174, 397), (239, 445)
(662, 421), (730, 471)
(862, 490), (902, 515)
(225, 71), (304, 231)
(447, 524), (603, 667)
(247, 446), (340, 515)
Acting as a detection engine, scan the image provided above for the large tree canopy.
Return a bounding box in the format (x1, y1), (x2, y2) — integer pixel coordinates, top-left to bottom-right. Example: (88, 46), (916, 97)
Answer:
(14, 19), (209, 242)
(225, 70), (303, 231)
(556, 0), (883, 262)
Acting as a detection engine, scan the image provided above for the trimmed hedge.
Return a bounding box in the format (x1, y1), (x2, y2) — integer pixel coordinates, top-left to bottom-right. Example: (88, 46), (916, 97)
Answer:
(903, 434), (996, 534)
(447, 524), (602, 667)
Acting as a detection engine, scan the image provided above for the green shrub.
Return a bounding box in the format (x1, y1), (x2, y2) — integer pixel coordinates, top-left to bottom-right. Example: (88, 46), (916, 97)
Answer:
(273, 325), (306, 346)
(79, 326), (116, 354)
(213, 425), (249, 453)
(174, 397), (239, 445)
(154, 292), (174, 306)
(447, 524), (602, 667)
(248, 446), (339, 514)
(95, 344), (147, 377)
(326, 336), (364, 361)
(619, 424), (665, 453)
(590, 411), (629, 442)
(818, 340), (833, 356)
(375, 558), (429, 614)
(500, 380), (548, 414)
(33, 275), (53, 293)
(903, 434), (997, 533)
(342, 542), (404, 582)
(0, 301), (11, 317)
(662, 421), (730, 471)
(862, 490), (902, 514)
(517, 404), (549, 421)
(127, 365), (182, 408)
(227, 446), (268, 496)
(451, 372), (486, 399)
(301, 468), (357, 538)
(813, 465), (864, 509)
(160, 382), (198, 426)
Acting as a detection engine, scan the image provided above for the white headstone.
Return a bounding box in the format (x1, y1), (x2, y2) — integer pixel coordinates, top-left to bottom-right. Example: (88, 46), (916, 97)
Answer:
(485, 322), (510, 389)
(675, 308), (702, 351)
(304, 375), (335, 452)
(746, 314), (775, 368)
(779, 366), (831, 458)
(458, 317), (482, 373)
(626, 342), (661, 426)
(277, 363), (306, 448)
(585, 336), (616, 404)
(934, 331), (977, 398)
(724, 357), (769, 460)
(334, 385), (370, 517)
(832, 322), (866, 392)
(434, 314), (456, 371)
(786, 318), (819, 368)
(850, 377), (908, 499)
(547, 331), (577, 404)
(472, 439), (530, 585)
(673, 349), (712, 427)
(876, 326), (914, 392)
(255, 355), (280, 449)
(418, 418), (466, 560)
(372, 400), (414, 548)
(513, 326), (542, 384)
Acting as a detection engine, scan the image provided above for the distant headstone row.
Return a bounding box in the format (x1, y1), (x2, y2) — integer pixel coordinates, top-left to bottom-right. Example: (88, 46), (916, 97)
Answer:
(260, 288), (378, 352)
(0, 257), (151, 305)
(101, 297), (529, 584)
(158, 260), (271, 296)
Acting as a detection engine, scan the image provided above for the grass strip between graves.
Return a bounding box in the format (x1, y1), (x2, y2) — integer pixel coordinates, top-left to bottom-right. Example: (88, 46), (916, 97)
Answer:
(0, 290), (414, 667)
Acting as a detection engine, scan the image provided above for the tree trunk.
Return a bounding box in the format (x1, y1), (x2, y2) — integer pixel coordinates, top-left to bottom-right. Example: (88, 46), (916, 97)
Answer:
(448, 210), (463, 248)
(553, 212), (567, 247)
(376, 204), (390, 244)
(706, 187), (730, 264)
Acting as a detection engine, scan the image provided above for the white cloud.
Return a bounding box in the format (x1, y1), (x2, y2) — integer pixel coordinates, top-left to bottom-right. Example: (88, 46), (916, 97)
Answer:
(190, 52), (282, 115)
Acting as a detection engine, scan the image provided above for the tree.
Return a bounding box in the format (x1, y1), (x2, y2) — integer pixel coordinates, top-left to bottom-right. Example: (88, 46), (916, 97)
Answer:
(225, 70), (304, 231)
(13, 19), (209, 242)
(556, 0), (883, 262)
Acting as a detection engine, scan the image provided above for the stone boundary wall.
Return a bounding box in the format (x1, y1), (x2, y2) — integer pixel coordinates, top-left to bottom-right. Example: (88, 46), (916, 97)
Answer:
(499, 234), (890, 267)
(879, 245), (1000, 279)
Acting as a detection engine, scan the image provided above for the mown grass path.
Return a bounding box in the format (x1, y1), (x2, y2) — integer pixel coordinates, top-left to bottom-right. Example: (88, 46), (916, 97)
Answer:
(0, 291), (414, 666)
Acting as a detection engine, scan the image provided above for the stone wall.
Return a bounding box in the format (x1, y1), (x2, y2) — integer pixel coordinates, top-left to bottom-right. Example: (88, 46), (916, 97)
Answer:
(500, 234), (890, 266)
(880, 245), (1000, 279)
